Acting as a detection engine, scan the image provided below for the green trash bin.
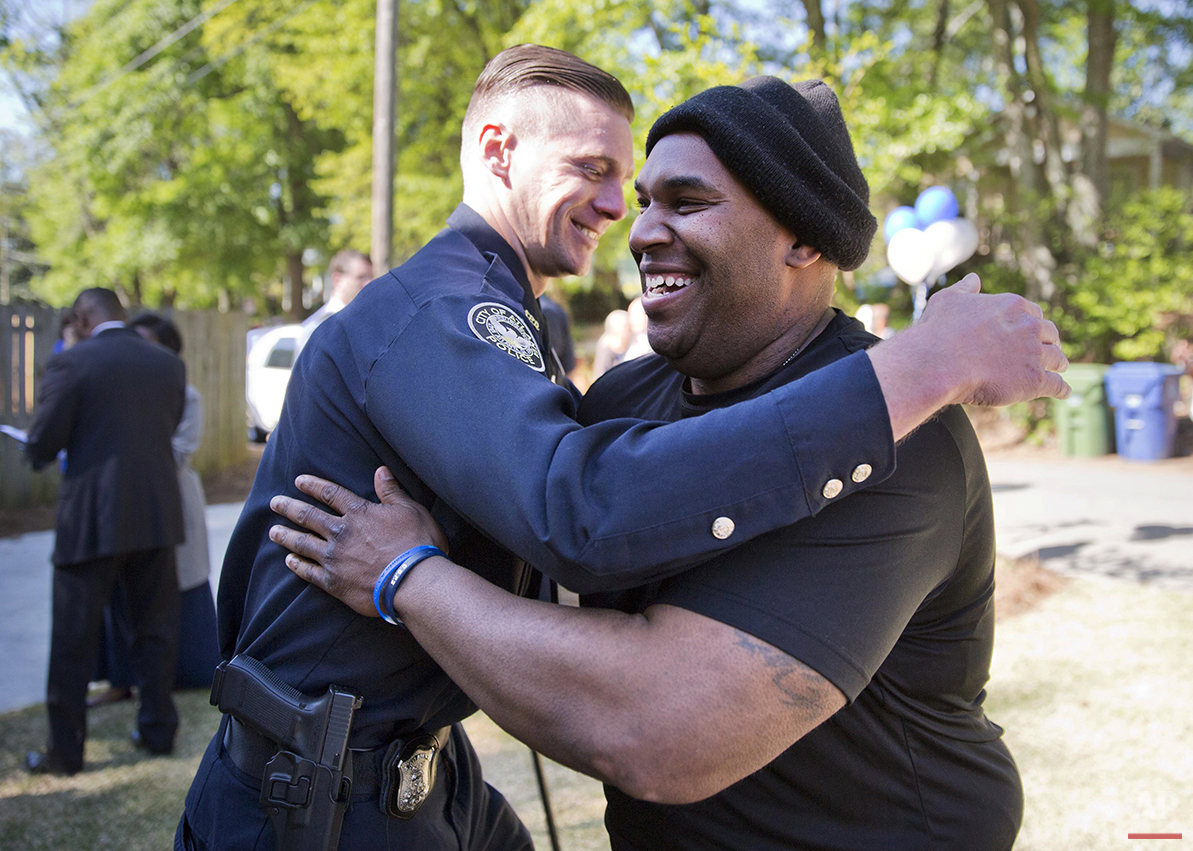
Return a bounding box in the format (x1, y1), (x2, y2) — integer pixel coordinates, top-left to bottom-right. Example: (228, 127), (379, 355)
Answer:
(1052, 363), (1112, 456)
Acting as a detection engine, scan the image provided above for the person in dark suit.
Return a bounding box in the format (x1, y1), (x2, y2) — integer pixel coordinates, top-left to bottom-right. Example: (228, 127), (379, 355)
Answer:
(23, 287), (186, 776)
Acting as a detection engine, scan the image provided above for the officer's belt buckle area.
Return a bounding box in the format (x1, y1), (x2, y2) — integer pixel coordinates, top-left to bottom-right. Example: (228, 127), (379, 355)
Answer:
(224, 715), (449, 820)
(380, 730), (448, 819)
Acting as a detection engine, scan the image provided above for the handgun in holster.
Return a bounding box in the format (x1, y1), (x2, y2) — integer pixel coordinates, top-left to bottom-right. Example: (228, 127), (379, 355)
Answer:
(210, 654), (363, 851)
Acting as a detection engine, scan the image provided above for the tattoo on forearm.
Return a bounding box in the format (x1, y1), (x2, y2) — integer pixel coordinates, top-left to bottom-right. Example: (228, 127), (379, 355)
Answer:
(733, 629), (825, 711)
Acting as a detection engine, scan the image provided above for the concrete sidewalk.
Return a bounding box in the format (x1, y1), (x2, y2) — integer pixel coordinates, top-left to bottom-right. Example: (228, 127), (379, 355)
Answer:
(1, 450), (1190, 715)
(0, 502), (243, 715)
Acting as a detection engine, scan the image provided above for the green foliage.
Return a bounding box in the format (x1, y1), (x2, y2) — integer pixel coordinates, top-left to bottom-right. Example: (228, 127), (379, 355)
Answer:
(1005, 399), (1053, 445)
(968, 259), (1028, 297)
(0, 131), (40, 296)
(3, 0), (1192, 326)
(4, 0), (338, 309)
(1057, 187), (1193, 363)
(1114, 2), (1193, 138)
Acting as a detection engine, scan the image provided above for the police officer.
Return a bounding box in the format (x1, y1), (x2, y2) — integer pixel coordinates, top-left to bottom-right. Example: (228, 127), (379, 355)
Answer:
(180, 46), (1067, 851)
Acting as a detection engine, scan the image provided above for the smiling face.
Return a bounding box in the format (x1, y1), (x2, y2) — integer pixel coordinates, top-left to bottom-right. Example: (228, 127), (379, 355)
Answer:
(504, 90), (635, 285)
(630, 133), (836, 393)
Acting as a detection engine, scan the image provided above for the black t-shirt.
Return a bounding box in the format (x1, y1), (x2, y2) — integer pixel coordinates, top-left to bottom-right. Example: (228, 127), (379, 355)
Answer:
(578, 312), (1023, 851)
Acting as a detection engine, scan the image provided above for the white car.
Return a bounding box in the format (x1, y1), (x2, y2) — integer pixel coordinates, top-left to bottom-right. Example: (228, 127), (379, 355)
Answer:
(245, 323), (302, 442)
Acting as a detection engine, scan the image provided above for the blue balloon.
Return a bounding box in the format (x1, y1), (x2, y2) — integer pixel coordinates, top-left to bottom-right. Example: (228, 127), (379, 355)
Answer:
(914, 186), (959, 226)
(883, 206), (920, 244)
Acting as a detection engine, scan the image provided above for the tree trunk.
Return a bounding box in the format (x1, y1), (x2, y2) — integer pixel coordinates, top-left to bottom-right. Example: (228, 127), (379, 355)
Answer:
(929, 0), (950, 87)
(988, 0), (1057, 303)
(800, 0), (827, 53)
(286, 251), (305, 322)
(128, 269), (143, 307)
(1080, 0), (1116, 215)
(281, 101), (312, 322)
(1017, 0), (1067, 197)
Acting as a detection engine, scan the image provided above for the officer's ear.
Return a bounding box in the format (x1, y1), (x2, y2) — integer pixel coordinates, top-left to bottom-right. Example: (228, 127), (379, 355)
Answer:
(478, 123), (516, 185)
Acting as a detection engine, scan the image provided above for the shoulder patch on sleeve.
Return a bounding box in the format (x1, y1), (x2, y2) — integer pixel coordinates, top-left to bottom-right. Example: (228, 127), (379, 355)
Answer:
(467, 302), (546, 373)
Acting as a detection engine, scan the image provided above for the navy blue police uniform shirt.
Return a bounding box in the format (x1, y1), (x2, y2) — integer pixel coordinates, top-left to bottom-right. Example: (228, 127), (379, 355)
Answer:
(579, 312), (1023, 851)
(218, 205), (901, 748)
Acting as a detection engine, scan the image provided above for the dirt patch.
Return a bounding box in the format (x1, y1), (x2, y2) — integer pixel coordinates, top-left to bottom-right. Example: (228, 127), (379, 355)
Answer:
(200, 442), (264, 505)
(0, 443), (264, 539)
(994, 554), (1070, 620)
(963, 403), (1061, 454)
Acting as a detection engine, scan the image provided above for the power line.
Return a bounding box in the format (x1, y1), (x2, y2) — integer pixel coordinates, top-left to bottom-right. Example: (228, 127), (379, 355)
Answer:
(72, 0), (244, 107)
(185, 0), (324, 86)
(34, 0), (327, 148)
(944, 0), (984, 41)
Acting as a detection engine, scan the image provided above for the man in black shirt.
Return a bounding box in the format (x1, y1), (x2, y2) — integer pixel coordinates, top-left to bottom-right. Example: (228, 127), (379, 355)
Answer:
(274, 78), (1038, 849)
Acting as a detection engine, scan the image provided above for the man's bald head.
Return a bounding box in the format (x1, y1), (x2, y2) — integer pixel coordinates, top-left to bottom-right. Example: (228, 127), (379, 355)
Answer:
(73, 288), (126, 338)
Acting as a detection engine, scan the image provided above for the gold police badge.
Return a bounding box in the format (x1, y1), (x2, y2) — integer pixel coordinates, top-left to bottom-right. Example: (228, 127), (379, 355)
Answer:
(467, 302), (545, 373)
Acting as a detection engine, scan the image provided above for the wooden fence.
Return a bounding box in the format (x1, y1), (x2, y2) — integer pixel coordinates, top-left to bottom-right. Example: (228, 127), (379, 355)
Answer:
(0, 304), (249, 510)
(172, 311), (250, 477)
(1, 304), (61, 509)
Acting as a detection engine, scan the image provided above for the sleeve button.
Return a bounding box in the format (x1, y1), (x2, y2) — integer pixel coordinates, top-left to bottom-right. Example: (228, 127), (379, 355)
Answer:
(851, 464), (872, 483)
(822, 479), (844, 499)
(711, 517), (735, 539)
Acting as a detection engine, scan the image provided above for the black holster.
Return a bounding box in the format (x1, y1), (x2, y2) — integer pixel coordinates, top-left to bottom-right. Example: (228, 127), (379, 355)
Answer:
(260, 748), (354, 851)
(210, 655), (362, 851)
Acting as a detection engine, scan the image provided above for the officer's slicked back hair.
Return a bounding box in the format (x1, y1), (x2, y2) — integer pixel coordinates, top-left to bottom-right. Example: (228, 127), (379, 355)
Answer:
(463, 44), (634, 134)
(73, 287), (126, 323)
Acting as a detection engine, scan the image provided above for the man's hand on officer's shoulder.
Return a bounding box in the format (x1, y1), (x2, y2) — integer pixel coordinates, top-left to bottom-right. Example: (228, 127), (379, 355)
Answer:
(269, 467), (448, 618)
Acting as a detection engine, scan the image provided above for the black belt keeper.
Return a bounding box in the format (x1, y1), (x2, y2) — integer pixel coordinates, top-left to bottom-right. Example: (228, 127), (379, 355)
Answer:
(224, 717), (450, 816)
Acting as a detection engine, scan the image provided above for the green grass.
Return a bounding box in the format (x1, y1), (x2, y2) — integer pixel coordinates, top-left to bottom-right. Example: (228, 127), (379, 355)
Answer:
(0, 689), (220, 850)
(462, 714), (611, 851)
(2, 573), (1189, 849)
(986, 576), (1193, 849)
(0, 689), (608, 850)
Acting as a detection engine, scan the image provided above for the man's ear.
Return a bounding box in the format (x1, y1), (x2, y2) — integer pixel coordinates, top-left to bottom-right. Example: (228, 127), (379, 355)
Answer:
(786, 242), (822, 270)
(478, 123), (516, 184)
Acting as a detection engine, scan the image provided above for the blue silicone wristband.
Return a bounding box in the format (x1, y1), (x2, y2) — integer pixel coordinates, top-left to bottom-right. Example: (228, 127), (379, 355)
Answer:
(372, 545), (445, 626)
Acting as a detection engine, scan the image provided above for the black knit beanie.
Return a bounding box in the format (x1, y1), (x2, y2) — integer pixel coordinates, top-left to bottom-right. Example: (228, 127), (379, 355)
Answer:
(645, 77), (877, 271)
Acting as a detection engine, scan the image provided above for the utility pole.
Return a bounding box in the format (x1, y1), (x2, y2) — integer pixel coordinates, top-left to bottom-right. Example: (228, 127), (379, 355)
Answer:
(371, 0), (398, 274)
(1, 217), (10, 305)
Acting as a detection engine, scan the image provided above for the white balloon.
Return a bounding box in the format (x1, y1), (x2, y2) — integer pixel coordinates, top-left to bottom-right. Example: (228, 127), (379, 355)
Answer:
(924, 218), (979, 280)
(953, 217), (979, 261)
(887, 227), (935, 284)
